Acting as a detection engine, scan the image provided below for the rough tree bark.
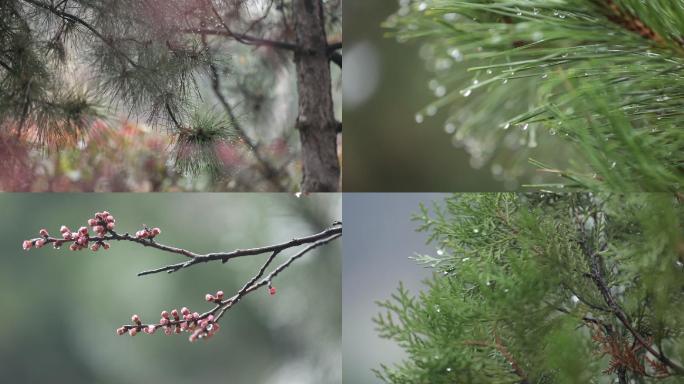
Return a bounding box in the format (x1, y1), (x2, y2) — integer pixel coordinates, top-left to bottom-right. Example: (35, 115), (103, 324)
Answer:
(293, 0), (340, 192)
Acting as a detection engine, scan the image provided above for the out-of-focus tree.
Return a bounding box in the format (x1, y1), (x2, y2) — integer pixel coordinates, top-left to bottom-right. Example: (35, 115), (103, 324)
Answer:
(0, 0), (341, 191)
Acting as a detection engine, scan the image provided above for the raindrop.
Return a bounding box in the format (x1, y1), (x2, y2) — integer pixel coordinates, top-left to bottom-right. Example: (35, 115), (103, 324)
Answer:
(541, 73), (548, 79)
(522, 123), (529, 130)
(295, 192), (302, 198)
(446, 367), (452, 372)
(435, 86), (447, 97)
(449, 48), (463, 61)
(503, 122), (511, 130)
(533, 8), (540, 15)
(415, 113), (424, 124)
(462, 257), (470, 262)
(444, 123), (456, 134)
(472, 79), (479, 85)
(502, 78), (509, 84)
(461, 89), (472, 97)
(417, 2), (427, 11)
(473, 228), (479, 233)
(486, 69), (493, 75)
(610, 161), (616, 169)
(426, 105), (437, 116)
(436, 249), (444, 256)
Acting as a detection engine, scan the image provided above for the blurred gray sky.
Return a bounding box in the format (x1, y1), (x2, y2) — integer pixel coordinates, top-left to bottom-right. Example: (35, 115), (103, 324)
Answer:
(343, 193), (446, 383)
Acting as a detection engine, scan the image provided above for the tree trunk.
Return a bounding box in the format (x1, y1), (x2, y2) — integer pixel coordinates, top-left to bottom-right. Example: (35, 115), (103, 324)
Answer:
(292, 0), (340, 192)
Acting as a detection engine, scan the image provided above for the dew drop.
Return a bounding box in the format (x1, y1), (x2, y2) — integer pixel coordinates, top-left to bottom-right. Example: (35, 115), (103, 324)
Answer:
(436, 249), (444, 256)
(461, 89), (472, 97)
(295, 192), (302, 198)
(444, 123), (456, 134)
(435, 86), (446, 97)
(415, 113), (424, 124)
(486, 69), (493, 75)
(448, 48), (463, 61)
(446, 367), (452, 372)
(473, 228), (479, 233)
(610, 161), (616, 169)
(426, 105), (437, 116)
(522, 123), (529, 131)
(503, 122), (511, 130)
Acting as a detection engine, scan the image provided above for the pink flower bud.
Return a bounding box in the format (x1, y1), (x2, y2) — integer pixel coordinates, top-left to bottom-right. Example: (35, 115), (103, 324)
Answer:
(69, 244), (78, 251)
(71, 232), (78, 239)
(171, 309), (179, 319)
(161, 310), (169, 319)
(93, 226), (104, 234)
(151, 228), (161, 236)
(102, 211), (110, 217)
(107, 222), (115, 230)
(269, 287), (277, 296)
(88, 219), (97, 226)
(102, 242), (110, 250)
(216, 291), (224, 300)
(180, 322), (188, 331)
(116, 327), (126, 336)
(160, 318), (169, 326)
(35, 239), (45, 248)
(131, 314), (140, 323)
(78, 227), (88, 235)
(60, 225), (69, 234)
(192, 312), (200, 320)
(106, 215), (115, 223)
(205, 294), (214, 302)
(207, 315), (214, 322)
(62, 232), (72, 240)
(90, 243), (100, 251)
(164, 327), (172, 335)
(146, 325), (156, 334)
(39, 229), (49, 237)
(129, 328), (138, 336)
(22, 240), (32, 250)
(181, 307), (190, 315)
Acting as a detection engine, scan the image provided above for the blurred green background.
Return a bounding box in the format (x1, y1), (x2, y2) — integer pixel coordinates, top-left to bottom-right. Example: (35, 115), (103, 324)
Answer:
(344, 2), (504, 191)
(0, 193), (340, 383)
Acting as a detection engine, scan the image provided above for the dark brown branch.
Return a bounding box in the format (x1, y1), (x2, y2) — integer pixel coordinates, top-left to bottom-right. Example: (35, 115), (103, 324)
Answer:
(182, 28), (299, 51)
(136, 223), (342, 276)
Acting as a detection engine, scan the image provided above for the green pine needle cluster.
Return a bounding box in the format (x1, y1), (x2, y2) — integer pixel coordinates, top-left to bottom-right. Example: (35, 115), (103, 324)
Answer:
(375, 193), (684, 383)
(385, 1), (684, 191)
(1, 0), (236, 171)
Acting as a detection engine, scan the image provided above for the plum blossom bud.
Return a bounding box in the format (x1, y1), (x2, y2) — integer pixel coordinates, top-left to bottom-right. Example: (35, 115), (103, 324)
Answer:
(205, 294), (214, 302)
(102, 242), (110, 250)
(144, 325), (156, 334)
(39, 229), (49, 237)
(129, 328), (138, 336)
(93, 226), (104, 234)
(102, 211), (110, 217)
(88, 219), (97, 226)
(78, 227), (88, 235)
(69, 244), (78, 251)
(107, 222), (115, 230)
(193, 312), (200, 320)
(181, 307), (190, 316)
(116, 327), (126, 336)
(22, 240), (32, 250)
(216, 291), (224, 300)
(131, 314), (140, 324)
(151, 228), (161, 236)
(160, 318), (169, 326)
(171, 309), (179, 319)
(62, 231), (72, 240)
(106, 215), (115, 223)
(35, 239), (45, 248)
(269, 287), (277, 296)
(161, 310), (169, 319)
(60, 225), (69, 234)
(90, 243), (100, 251)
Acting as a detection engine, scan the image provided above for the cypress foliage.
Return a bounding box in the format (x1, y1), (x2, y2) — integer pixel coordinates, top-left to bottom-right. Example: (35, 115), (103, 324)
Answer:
(375, 193), (684, 383)
(385, 1), (684, 191)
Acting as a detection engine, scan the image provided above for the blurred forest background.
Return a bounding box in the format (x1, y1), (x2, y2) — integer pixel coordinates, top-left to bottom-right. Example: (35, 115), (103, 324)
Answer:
(0, 193), (341, 383)
(344, 2), (504, 191)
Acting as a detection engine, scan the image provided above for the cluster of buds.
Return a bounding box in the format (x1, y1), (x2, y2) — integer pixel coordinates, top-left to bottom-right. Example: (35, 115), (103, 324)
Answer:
(22, 211), (116, 251)
(268, 282), (277, 296)
(116, 306), (220, 342)
(135, 226), (161, 240)
(22, 228), (49, 250)
(87, 211), (116, 237)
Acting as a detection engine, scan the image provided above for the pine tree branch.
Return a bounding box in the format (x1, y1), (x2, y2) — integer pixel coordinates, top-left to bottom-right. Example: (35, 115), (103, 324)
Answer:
(19, 0), (138, 67)
(183, 28), (299, 51)
(591, 0), (670, 47)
